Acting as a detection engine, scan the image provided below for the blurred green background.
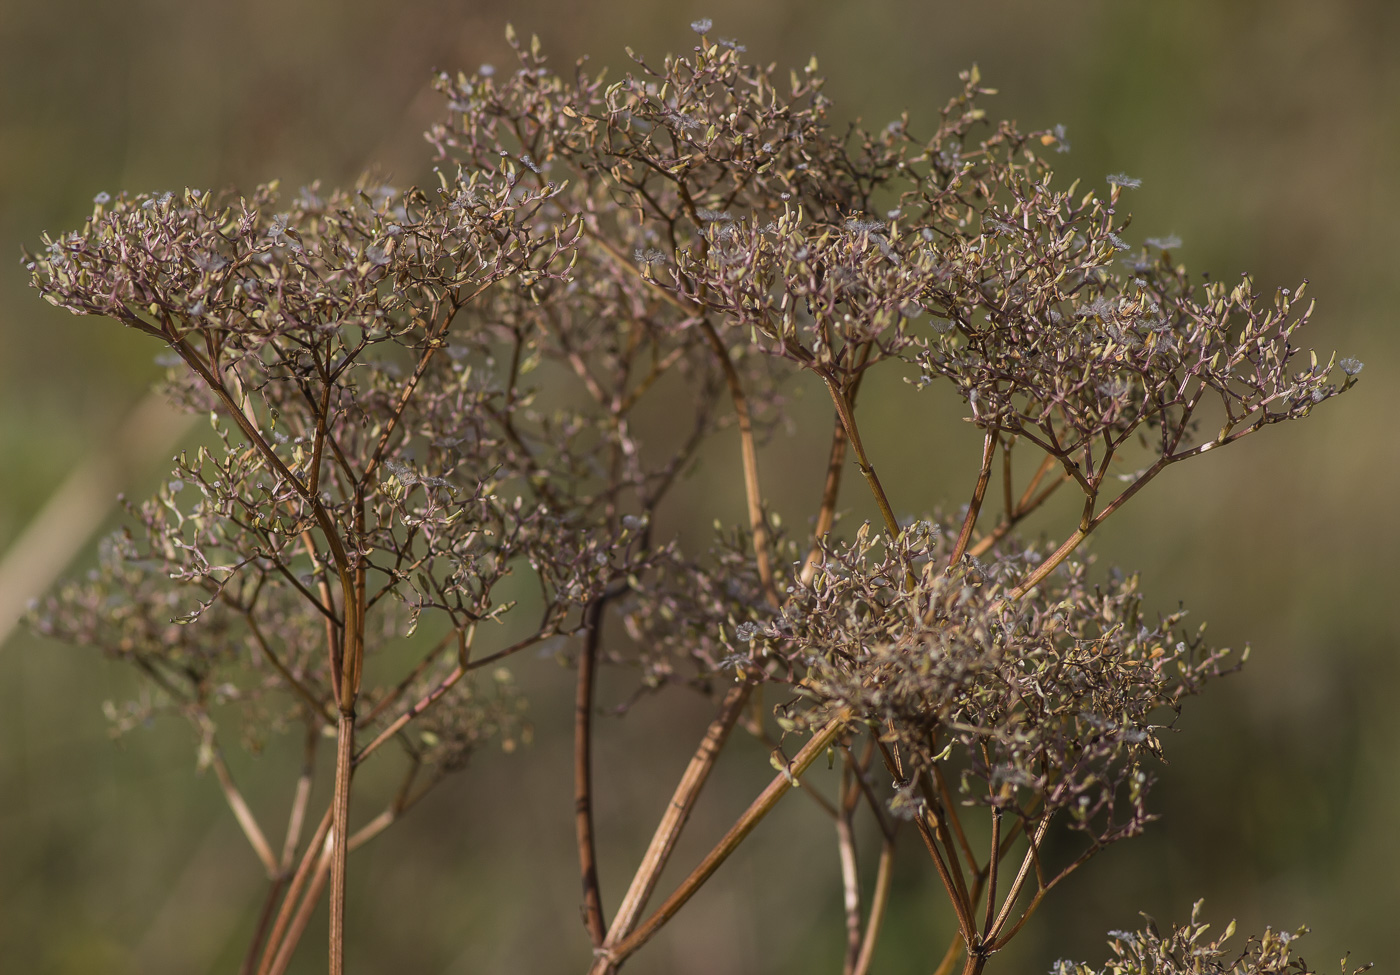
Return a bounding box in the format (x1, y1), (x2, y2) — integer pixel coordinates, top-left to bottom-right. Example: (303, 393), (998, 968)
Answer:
(2, 1), (1396, 972)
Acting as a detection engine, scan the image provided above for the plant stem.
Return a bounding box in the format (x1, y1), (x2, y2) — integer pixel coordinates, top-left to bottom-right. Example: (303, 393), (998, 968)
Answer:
(354, 629), (546, 767)
(800, 411), (850, 586)
(267, 840), (334, 975)
(818, 371), (902, 543)
(329, 709), (355, 975)
(601, 682), (751, 954)
(281, 725), (317, 871)
(982, 808), (1002, 937)
(985, 816), (1051, 944)
(575, 598), (607, 946)
(203, 732), (279, 877)
(949, 431), (997, 567)
(597, 712), (851, 970)
(257, 806), (333, 975)
(698, 319), (780, 606)
(967, 472), (1068, 561)
(851, 837), (896, 975)
(239, 876), (287, 975)
(933, 765), (978, 880)
(837, 807), (862, 973)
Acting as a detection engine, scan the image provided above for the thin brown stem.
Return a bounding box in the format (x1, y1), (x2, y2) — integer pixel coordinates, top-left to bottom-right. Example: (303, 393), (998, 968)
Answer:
(837, 806), (862, 974)
(1004, 455), (1170, 602)
(266, 839), (333, 975)
(1016, 452), (1056, 514)
(698, 318), (779, 606)
(596, 713), (850, 971)
(987, 840), (1102, 952)
(981, 808), (1002, 937)
(328, 709), (355, 975)
(986, 816), (1051, 943)
(913, 811), (977, 950)
(243, 612), (335, 724)
(171, 335), (361, 975)
(602, 683), (751, 952)
(851, 836), (896, 975)
(207, 741), (279, 877)
(357, 628), (460, 728)
(257, 806), (333, 975)
(307, 383), (331, 498)
(933, 765), (978, 880)
(1001, 436), (1014, 519)
(171, 339), (355, 596)
(575, 599), (607, 946)
(361, 294), (464, 483)
(239, 877), (287, 975)
(966, 471), (1069, 561)
(355, 665), (462, 764)
(818, 370), (902, 544)
(346, 756), (424, 851)
(589, 226), (778, 606)
(1004, 527), (1087, 602)
(354, 630), (544, 767)
(800, 410), (849, 587)
(920, 773), (975, 932)
(948, 430), (997, 567)
(840, 743), (895, 842)
(281, 725), (317, 871)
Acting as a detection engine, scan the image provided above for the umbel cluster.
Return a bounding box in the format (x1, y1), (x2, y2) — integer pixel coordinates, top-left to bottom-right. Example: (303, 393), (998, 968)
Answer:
(26, 20), (1364, 975)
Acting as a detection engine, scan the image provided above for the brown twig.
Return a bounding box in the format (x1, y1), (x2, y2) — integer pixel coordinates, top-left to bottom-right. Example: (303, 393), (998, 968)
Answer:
(265, 836), (334, 975)
(328, 709), (356, 975)
(800, 410), (850, 587)
(353, 629), (547, 767)
(851, 836), (896, 975)
(239, 877), (287, 975)
(596, 712), (851, 971)
(205, 737), (279, 878)
(256, 806), (333, 975)
(837, 800), (863, 973)
(948, 430), (998, 567)
(698, 318), (781, 608)
(933, 764), (979, 880)
(966, 471), (1069, 561)
(357, 627), (460, 727)
(985, 815), (1052, 944)
(981, 807), (1002, 937)
(575, 598), (608, 946)
(920, 773), (975, 936)
(912, 811), (977, 950)
(817, 369), (903, 544)
(601, 682), (751, 953)
(282, 724), (318, 871)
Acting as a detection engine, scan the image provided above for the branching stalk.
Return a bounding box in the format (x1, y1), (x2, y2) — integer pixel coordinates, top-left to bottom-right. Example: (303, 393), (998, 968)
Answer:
(597, 712), (850, 970)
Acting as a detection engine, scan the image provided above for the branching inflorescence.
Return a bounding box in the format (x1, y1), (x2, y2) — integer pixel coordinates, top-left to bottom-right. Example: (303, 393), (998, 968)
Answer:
(26, 21), (1362, 975)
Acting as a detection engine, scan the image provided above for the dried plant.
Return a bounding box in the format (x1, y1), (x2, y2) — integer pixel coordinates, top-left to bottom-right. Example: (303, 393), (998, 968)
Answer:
(24, 21), (1363, 975)
(1055, 901), (1369, 975)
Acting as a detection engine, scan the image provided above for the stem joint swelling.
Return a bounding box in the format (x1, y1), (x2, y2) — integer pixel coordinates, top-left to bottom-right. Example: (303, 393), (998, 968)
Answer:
(22, 21), (1361, 975)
